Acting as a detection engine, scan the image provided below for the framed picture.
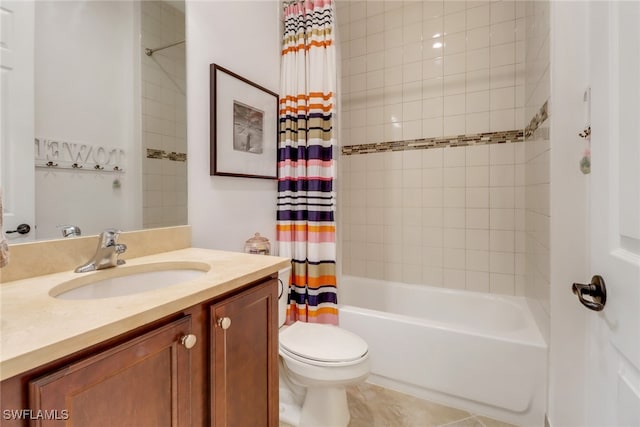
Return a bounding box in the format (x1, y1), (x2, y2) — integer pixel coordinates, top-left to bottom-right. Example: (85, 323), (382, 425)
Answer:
(210, 64), (279, 179)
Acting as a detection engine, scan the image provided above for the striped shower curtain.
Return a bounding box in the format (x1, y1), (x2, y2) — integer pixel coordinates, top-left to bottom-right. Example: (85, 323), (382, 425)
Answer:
(277, 0), (338, 325)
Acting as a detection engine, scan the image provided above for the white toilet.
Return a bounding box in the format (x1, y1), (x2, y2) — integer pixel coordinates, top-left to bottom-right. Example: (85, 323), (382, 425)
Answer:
(278, 268), (370, 427)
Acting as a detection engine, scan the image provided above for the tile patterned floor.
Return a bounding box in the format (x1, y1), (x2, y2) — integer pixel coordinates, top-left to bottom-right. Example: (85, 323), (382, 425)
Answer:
(280, 382), (518, 427)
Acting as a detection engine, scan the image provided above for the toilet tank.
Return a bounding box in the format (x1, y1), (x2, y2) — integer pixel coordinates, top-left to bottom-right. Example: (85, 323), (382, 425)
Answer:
(278, 267), (291, 328)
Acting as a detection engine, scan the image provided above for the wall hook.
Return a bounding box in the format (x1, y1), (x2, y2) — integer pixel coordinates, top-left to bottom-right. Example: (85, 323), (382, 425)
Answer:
(46, 161), (58, 167)
(72, 163), (83, 169)
(578, 126), (591, 139)
(94, 164), (104, 170)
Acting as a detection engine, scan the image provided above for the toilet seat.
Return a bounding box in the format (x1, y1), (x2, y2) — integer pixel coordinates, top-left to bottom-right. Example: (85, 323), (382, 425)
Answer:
(279, 322), (368, 367)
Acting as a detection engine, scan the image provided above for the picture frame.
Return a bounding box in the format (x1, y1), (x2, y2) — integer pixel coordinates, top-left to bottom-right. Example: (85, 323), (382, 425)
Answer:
(210, 64), (279, 179)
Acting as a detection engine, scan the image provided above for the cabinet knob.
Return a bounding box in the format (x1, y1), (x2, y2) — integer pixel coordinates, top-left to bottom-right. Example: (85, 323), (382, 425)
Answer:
(180, 334), (197, 349)
(217, 317), (232, 330)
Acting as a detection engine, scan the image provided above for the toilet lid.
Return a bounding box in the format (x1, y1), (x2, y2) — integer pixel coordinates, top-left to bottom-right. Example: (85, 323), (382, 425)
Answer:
(279, 322), (368, 363)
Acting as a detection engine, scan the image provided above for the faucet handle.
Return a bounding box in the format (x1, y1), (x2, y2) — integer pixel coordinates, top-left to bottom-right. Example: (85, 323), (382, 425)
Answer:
(99, 228), (122, 246)
(102, 228), (121, 237)
(114, 243), (127, 266)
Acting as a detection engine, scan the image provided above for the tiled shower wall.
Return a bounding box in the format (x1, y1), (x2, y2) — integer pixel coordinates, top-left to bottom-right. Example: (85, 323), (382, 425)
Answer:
(523, 0), (551, 334)
(141, 1), (188, 228)
(341, 144), (526, 294)
(338, 0), (525, 143)
(338, 0), (528, 295)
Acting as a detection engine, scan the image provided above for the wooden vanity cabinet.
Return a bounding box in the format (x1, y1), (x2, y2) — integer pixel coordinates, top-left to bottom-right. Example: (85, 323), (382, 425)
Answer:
(29, 316), (193, 427)
(0, 276), (278, 427)
(210, 278), (278, 427)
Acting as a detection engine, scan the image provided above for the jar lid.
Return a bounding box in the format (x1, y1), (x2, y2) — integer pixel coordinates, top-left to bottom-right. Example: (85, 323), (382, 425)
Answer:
(246, 232), (269, 244)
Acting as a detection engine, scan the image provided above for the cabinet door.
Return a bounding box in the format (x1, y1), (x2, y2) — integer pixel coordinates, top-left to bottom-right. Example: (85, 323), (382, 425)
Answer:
(29, 316), (193, 427)
(210, 280), (278, 427)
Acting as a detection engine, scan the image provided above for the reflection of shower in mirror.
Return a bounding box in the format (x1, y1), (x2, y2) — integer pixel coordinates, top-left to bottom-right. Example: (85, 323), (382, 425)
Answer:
(2, 0), (187, 241)
(144, 39), (185, 57)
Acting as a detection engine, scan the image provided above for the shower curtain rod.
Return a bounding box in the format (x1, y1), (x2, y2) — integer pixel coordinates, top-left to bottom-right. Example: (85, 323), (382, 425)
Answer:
(144, 39), (185, 56)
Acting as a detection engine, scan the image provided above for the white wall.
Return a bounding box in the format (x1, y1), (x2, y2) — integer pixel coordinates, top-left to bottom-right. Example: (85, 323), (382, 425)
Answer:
(186, 1), (280, 252)
(547, 2), (590, 425)
(34, 1), (141, 239)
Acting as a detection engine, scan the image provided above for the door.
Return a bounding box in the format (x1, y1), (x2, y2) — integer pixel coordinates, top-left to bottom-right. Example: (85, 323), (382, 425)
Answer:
(210, 280), (278, 427)
(0, 0), (35, 241)
(583, 1), (640, 425)
(29, 316), (193, 426)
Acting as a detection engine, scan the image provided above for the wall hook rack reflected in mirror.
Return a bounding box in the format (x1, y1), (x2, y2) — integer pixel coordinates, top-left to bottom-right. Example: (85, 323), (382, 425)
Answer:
(36, 164), (124, 174)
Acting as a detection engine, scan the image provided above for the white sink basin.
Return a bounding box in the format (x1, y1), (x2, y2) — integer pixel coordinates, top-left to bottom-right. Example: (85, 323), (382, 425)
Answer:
(51, 262), (210, 300)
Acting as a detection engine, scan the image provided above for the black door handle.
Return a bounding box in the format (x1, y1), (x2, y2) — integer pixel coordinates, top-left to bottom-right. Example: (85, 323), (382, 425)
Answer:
(5, 224), (31, 235)
(572, 275), (606, 311)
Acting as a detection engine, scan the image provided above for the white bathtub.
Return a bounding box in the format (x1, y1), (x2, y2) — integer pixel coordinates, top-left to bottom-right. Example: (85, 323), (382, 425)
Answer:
(338, 276), (547, 427)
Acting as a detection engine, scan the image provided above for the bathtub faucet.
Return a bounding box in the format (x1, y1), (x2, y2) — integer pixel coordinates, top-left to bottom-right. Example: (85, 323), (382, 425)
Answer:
(74, 229), (127, 273)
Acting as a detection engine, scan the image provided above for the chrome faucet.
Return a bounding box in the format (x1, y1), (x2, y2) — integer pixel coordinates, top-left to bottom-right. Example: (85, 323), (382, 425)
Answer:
(74, 229), (127, 273)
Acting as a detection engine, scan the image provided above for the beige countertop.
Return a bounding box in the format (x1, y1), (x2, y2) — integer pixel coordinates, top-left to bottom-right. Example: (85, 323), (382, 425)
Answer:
(0, 247), (290, 381)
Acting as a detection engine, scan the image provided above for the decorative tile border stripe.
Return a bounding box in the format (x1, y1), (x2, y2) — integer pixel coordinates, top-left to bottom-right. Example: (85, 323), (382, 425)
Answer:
(525, 100), (549, 140)
(146, 148), (187, 162)
(341, 129), (524, 156)
(341, 100), (550, 156)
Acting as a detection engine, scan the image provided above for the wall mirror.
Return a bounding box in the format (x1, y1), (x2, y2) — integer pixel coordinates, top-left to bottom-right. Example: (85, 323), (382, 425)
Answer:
(0, 0), (187, 242)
